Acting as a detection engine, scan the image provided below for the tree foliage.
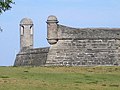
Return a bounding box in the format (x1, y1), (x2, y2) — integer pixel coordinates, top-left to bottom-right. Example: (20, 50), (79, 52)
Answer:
(0, 0), (14, 32)
(0, 0), (14, 14)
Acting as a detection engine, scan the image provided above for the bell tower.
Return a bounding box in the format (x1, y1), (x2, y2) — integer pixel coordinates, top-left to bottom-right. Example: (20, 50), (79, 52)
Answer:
(20, 18), (34, 51)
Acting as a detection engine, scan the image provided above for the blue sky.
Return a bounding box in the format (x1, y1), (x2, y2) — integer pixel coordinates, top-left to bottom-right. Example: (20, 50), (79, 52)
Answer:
(0, 0), (120, 66)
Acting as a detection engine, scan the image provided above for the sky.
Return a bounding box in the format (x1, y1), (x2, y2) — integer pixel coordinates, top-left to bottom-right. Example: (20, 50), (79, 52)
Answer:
(0, 0), (120, 66)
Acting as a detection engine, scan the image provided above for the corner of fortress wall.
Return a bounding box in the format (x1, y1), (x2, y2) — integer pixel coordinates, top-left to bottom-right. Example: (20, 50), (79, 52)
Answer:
(46, 23), (120, 66)
(14, 47), (49, 66)
(14, 15), (120, 66)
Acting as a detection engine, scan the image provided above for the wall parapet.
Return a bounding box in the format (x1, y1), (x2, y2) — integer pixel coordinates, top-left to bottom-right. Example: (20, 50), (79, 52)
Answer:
(58, 25), (120, 39)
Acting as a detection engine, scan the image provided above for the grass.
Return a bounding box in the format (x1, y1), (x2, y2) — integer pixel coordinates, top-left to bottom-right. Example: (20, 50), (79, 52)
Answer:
(0, 66), (120, 90)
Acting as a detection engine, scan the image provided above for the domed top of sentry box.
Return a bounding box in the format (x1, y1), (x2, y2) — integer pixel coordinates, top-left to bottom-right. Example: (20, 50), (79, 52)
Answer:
(20, 18), (33, 25)
(47, 15), (59, 23)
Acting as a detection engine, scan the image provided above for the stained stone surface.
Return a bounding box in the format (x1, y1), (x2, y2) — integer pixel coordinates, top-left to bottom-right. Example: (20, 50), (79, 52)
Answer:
(46, 25), (120, 66)
(14, 16), (120, 66)
(14, 47), (49, 66)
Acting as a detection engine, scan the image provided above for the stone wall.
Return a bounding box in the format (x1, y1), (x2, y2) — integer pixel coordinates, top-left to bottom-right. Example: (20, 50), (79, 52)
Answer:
(14, 16), (120, 66)
(46, 24), (120, 66)
(14, 47), (49, 66)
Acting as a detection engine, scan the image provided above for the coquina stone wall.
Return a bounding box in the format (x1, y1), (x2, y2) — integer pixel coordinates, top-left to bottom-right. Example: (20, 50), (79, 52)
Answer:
(46, 16), (120, 66)
(14, 47), (49, 66)
(14, 15), (120, 66)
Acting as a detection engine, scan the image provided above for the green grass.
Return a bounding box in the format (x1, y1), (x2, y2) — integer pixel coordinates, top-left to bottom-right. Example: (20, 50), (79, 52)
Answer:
(0, 66), (120, 90)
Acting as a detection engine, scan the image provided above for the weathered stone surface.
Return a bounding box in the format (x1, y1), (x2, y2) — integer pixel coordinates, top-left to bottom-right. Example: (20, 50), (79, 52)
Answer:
(46, 20), (120, 66)
(58, 25), (120, 39)
(20, 18), (34, 51)
(14, 47), (49, 66)
(14, 16), (120, 66)
(47, 15), (59, 45)
(46, 39), (120, 66)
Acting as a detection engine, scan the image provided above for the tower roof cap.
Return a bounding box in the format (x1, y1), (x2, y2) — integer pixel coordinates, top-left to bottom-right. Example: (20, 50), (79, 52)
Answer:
(47, 15), (58, 23)
(20, 18), (33, 25)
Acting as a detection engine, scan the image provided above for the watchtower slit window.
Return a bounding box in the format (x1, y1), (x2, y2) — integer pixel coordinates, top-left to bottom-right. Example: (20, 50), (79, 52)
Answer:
(20, 26), (24, 35)
(30, 25), (33, 35)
